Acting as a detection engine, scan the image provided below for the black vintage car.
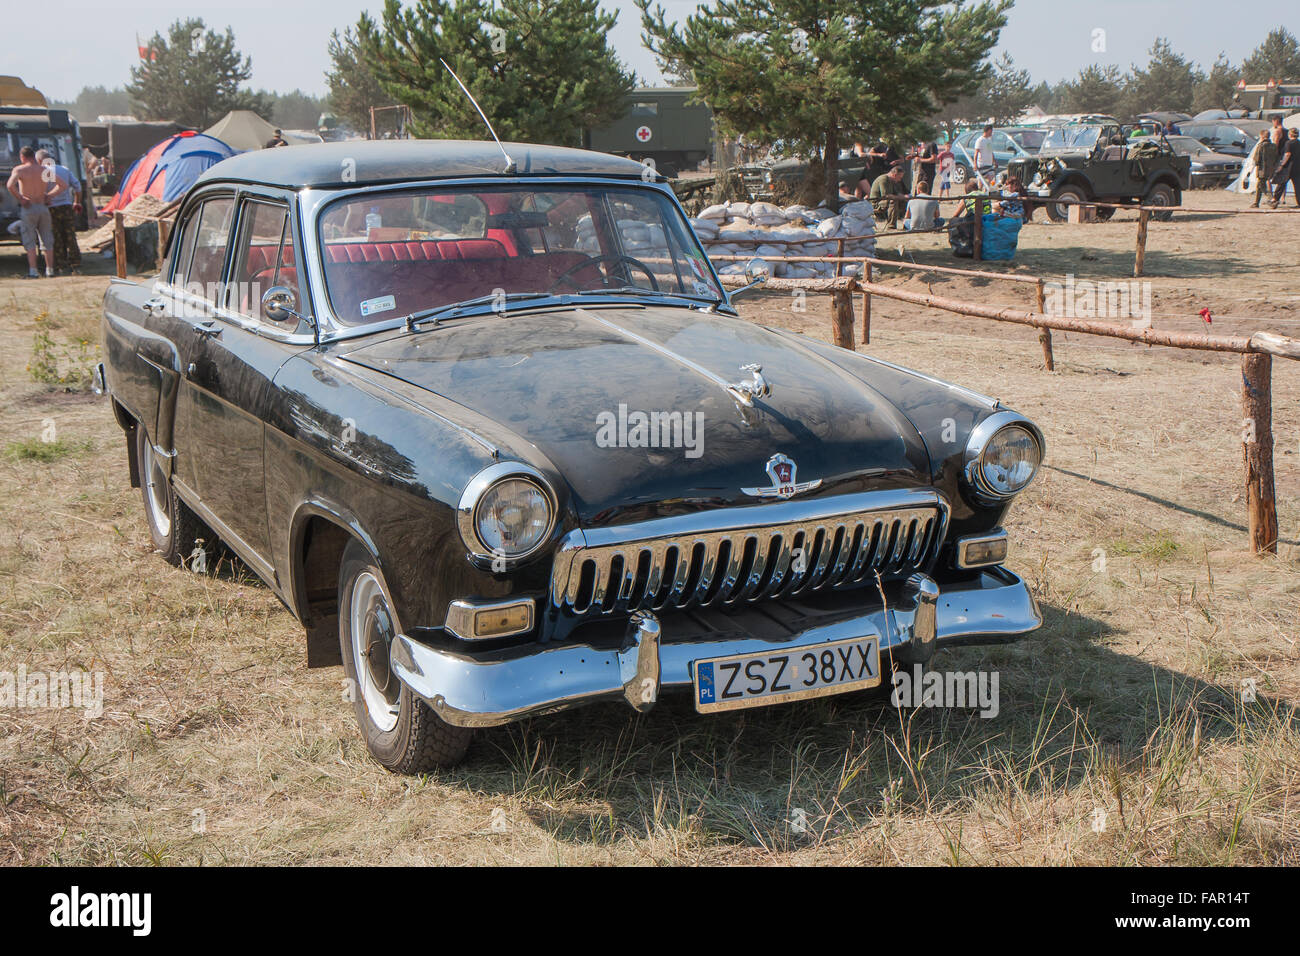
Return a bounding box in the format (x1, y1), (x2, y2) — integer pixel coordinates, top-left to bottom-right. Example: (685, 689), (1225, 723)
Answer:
(100, 140), (1044, 772)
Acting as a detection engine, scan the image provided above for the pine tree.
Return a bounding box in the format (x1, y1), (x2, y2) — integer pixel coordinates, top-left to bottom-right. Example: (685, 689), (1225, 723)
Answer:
(1241, 27), (1300, 82)
(126, 18), (270, 128)
(1193, 55), (1241, 114)
(638, 0), (1009, 210)
(1060, 65), (1126, 118)
(1124, 38), (1201, 116)
(326, 20), (389, 136)
(362, 0), (634, 146)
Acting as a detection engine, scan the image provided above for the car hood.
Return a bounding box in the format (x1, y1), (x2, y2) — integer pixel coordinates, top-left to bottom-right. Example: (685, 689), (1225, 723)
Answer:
(338, 305), (932, 526)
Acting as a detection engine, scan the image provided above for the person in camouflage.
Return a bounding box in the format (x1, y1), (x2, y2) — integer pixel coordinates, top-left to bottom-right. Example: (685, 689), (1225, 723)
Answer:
(36, 149), (82, 275)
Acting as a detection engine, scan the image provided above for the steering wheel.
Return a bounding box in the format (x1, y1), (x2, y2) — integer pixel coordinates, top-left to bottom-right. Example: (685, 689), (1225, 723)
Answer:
(549, 253), (659, 294)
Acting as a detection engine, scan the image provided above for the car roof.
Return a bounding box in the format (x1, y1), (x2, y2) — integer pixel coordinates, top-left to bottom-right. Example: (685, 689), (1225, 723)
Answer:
(194, 139), (653, 189)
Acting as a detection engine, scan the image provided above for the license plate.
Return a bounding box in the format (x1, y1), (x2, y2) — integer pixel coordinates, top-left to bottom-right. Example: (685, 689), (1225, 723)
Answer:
(693, 636), (880, 714)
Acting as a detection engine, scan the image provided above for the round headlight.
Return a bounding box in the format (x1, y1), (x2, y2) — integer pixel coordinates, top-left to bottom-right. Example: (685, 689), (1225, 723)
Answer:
(475, 478), (552, 557)
(977, 425), (1040, 497)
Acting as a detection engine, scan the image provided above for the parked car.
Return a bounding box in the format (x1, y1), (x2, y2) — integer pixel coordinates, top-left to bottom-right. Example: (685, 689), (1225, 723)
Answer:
(738, 148), (863, 200)
(1003, 127), (1047, 153)
(948, 128), (1034, 186)
(1007, 123), (1190, 222)
(1163, 134), (1244, 188)
(99, 140), (1045, 772)
(1177, 120), (1272, 158)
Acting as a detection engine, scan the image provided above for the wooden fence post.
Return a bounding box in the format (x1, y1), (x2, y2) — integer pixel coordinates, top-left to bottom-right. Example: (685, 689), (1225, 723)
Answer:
(1134, 209), (1150, 277)
(973, 207), (983, 262)
(861, 260), (872, 344)
(113, 211), (126, 279)
(835, 238), (845, 277)
(1242, 352), (1278, 554)
(831, 289), (855, 351)
(156, 217), (171, 272)
(1035, 277), (1055, 371)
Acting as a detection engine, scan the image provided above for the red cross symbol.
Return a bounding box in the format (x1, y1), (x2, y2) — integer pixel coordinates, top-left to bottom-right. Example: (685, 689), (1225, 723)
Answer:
(636, 125), (652, 143)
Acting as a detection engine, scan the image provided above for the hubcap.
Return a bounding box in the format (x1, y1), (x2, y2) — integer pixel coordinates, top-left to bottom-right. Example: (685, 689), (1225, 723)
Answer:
(142, 440), (171, 539)
(350, 571), (400, 733)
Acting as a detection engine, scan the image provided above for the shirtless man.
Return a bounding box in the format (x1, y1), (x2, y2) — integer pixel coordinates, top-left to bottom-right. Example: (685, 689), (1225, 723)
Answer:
(6, 146), (56, 277)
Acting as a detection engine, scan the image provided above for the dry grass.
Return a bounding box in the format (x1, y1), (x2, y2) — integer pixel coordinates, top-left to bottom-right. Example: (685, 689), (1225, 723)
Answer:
(0, 192), (1297, 865)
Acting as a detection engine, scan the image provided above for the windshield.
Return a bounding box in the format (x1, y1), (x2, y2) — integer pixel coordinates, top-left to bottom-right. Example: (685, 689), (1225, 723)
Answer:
(1008, 129), (1045, 151)
(1042, 126), (1102, 150)
(1167, 135), (1212, 156)
(317, 183), (721, 325)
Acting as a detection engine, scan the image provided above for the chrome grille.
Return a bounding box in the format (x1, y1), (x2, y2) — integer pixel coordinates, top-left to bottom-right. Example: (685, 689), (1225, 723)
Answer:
(550, 489), (947, 617)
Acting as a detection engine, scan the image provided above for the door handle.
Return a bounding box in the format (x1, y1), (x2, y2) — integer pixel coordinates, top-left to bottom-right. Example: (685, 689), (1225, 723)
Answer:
(193, 320), (222, 339)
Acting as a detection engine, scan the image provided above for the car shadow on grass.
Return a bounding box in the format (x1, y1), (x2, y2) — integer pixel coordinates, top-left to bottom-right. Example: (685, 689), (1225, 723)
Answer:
(440, 599), (1294, 854)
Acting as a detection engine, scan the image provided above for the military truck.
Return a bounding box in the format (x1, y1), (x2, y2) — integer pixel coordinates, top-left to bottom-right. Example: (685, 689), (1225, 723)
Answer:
(1006, 122), (1190, 223)
(1, 76), (91, 237)
(584, 87), (713, 179)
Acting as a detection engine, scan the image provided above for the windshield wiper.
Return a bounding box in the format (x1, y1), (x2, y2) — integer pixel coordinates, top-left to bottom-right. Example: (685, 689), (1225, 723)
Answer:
(571, 286), (723, 307)
(405, 292), (553, 330)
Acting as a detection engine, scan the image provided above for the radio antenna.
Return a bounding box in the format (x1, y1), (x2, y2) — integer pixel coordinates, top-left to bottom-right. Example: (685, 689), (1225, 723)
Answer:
(440, 57), (516, 174)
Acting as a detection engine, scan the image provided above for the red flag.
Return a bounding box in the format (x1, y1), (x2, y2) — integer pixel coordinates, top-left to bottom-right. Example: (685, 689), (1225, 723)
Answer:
(1198, 308), (1212, 325)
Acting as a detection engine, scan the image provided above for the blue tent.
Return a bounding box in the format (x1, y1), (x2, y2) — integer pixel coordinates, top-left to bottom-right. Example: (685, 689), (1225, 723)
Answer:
(101, 132), (236, 213)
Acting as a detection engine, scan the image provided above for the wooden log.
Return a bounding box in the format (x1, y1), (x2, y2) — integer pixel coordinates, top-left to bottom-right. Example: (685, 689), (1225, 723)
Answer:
(861, 260), (872, 344)
(1035, 278), (1055, 371)
(113, 211), (126, 279)
(156, 217), (171, 272)
(1134, 209), (1150, 277)
(831, 289), (855, 351)
(854, 278), (1258, 353)
(1250, 331), (1300, 360)
(1241, 353), (1278, 555)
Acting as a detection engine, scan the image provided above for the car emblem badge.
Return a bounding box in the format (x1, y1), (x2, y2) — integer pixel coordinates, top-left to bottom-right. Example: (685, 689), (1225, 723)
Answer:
(742, 453), (822, 499)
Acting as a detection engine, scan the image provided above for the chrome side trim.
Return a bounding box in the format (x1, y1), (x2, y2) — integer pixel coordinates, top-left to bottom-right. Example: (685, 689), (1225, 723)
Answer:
(390, 568), (1041, 727)
(171, 476), (278, 587)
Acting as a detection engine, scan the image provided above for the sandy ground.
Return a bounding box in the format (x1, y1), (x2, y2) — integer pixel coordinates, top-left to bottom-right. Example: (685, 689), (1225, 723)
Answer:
(0, 190), (1297, 865)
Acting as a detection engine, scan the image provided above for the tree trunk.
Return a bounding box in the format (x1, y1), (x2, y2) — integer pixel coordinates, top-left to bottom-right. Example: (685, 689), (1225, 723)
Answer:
(825, 125), (839, 212)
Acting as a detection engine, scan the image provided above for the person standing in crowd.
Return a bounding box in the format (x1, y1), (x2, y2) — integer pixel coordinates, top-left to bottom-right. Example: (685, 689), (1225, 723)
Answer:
(865, 139), (898, 185)
(935, 140), (955, 198)
(974, 125), (997, 184)
(912, 138), (937, 196)
(1249, 128), (1277, 208)
(264, 129), (288, 148)
(1271, 116), (1286, 147)
(1163, 119), (1179, 136)
(1270, 127), (1300, 208)
(5, 146), (55, 278)
(36, 149), (82, 275)
(870, 164), (907, 228)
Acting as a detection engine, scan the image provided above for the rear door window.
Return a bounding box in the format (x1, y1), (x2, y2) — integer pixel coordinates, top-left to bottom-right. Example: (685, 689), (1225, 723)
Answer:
(181, 197), (235, 301)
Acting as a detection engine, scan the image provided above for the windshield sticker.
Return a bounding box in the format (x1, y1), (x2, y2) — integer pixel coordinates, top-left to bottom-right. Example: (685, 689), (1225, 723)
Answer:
(360, 295), (396, 317)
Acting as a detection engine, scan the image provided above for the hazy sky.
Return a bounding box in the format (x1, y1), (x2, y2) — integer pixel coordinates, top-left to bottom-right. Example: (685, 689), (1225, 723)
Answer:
(14, 0), (1288, 101)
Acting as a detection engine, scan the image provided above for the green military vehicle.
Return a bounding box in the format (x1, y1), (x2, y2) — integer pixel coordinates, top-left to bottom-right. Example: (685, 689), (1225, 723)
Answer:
(1006, 122), (1190, 223)
(584, 87), (713, 179)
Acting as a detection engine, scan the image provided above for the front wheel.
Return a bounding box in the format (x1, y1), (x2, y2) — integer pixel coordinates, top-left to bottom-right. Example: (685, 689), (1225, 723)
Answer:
(1046, 185), (1088, 223)
(338, 540), (473, 773)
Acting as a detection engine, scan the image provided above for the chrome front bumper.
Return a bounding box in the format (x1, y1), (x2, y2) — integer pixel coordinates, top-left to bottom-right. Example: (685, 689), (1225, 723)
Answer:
(390, 568), (1042, 728)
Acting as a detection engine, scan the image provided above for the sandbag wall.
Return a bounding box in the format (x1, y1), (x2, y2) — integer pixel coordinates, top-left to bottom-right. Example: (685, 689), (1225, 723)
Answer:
(689, 200), (878, 278)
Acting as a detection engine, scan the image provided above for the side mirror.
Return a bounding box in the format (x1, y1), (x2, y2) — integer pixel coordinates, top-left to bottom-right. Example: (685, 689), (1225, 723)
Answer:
(261, 285), (300, 322)
(729, 258), (769, 301)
